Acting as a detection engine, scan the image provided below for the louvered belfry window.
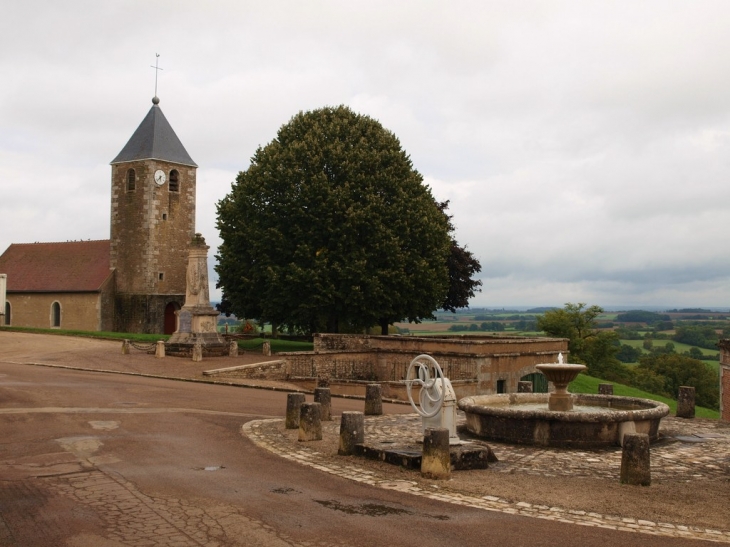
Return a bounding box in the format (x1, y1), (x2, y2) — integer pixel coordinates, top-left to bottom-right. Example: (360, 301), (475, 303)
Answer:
(169, 170), (179, 192)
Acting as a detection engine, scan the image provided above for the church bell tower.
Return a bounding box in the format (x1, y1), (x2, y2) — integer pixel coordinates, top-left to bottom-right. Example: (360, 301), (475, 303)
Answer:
(109, 96), (197, 333)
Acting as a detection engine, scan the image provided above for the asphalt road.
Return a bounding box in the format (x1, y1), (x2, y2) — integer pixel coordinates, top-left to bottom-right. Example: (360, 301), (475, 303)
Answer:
(0, 361), (713, 546)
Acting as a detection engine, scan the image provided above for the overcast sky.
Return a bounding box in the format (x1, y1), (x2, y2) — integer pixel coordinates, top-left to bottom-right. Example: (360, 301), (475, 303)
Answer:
(2, 1), (729, 310)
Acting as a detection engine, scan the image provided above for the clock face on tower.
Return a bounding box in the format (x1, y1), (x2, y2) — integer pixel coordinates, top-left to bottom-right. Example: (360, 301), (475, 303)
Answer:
(154, 170), (166, 186)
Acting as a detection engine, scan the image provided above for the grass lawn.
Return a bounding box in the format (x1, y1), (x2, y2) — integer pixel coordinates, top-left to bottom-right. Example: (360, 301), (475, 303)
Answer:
(569, 373), (719, 419)
(1, 326), (169, 343)
(237, 338), (313, 353)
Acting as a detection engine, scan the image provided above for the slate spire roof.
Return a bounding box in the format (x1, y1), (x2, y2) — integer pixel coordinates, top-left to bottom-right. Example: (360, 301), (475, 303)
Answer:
(111, 97), (197, 167)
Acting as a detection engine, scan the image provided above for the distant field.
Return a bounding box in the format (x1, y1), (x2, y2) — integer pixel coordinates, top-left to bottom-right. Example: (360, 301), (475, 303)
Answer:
(620, 339), (720, 371)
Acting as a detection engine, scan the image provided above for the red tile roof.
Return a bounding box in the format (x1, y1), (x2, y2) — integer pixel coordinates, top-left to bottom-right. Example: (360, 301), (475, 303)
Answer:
(0, 240), (112, 292)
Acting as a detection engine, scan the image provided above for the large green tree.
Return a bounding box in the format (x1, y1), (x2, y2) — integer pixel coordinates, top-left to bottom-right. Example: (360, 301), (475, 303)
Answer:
(216, 106), (455, 335)
(437, 200), (482, 312)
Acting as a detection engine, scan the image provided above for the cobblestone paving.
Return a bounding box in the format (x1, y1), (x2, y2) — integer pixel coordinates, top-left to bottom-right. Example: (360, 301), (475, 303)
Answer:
(46, 469), (298, 546)
(244, 414), (730, 544)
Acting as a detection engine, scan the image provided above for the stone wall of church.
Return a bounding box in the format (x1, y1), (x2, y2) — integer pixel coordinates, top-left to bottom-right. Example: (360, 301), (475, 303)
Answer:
(5, 292), (103, 331)
(113, 293), (185, 334)
(110, 160), (196, 297)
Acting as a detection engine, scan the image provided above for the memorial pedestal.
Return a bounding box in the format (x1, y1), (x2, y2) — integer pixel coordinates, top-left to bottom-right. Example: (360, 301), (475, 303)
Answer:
(166, 234), (227, 357)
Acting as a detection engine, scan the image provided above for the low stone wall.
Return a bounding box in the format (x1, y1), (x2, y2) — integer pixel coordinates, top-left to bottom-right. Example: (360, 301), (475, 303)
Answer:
(206, 334), (569, 397)
(203, 360), (288, 380)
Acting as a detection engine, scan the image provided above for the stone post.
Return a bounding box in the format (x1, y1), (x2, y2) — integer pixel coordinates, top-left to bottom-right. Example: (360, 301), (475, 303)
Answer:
(298, 402), (322, 442)
(262, 340), (271, 356)
(338, 411), (365, 455)
(599, 383), (614, 395)
(192, 342), (203, 362)
(677, 386), (695, 419)
(620, 433), (651, 486)
(517, 381), (533, 393)
(285, 393), (306, 429)
(155, 340), (165, 359)
(421, 428), (451, 480)
(228, 339), (238, 357)
(122, 339), (130, 355)
(314, 387), (332, 421)
(364, 384), (383, 416)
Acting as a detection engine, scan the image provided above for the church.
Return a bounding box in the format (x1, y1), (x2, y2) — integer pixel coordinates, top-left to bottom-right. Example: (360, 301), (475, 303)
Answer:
(0, 96), (198, 334)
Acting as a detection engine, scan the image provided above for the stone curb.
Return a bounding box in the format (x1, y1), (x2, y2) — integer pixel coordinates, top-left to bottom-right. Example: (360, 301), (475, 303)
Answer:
(242, 418), (730, 544)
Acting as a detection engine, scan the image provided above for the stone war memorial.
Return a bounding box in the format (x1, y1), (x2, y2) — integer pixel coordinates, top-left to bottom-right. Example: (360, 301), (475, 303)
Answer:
(166, 233), (227, 357)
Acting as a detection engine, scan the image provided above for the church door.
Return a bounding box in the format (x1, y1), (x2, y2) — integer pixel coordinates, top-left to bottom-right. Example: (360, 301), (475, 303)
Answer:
(164, 302), (180, 334)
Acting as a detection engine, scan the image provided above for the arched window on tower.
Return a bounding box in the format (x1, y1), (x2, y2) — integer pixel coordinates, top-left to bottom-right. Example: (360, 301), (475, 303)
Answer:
(169, 170), (179, 192)
(51, 301), (61, 328)
(127, 168), (136, 191)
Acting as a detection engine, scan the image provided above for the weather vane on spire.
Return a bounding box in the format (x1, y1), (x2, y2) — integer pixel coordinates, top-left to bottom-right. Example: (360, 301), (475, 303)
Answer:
(151, 53), (163, 101)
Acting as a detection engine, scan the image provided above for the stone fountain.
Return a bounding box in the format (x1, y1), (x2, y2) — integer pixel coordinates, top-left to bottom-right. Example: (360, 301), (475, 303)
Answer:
(458, 353), (670, 447)
(535, 353), (586, 411)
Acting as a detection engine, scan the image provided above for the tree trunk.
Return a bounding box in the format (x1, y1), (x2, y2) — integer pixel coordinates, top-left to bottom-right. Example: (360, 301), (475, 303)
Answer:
(327, 315), (339, 333)
(380, 319), (389, 336)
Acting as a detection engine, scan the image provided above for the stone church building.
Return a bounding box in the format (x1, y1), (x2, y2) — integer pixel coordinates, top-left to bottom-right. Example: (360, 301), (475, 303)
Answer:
(0, 97), (197, 334)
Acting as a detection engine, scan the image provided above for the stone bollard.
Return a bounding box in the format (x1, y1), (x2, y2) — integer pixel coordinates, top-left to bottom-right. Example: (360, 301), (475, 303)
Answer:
(421, 428), (451, 480)
(338, 411), (365, 455)
(298, 402), (322, 442)
(228, 339), (239, 357)
(364, 384), (383, 415)
(314, 387), (332, 421)
(285, 393), (306, 429)
(192, 342), (203, 362)
(155, 340), (165, 359)
(620, 433), (651, 486)
(677, 386), (696, 419)
(262, 340), (271, 356)
(122, 340), (130, 355)
(517, 381), (533, 393)
(599, 383), (614, 395)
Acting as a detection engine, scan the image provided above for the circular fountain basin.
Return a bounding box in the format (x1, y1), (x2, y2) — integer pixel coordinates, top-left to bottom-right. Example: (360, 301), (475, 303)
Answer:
(458, 393), (670, 448)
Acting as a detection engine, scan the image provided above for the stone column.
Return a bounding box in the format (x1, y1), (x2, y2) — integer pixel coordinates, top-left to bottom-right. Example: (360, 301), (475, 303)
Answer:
(298, 402), (322, 442)
(285, 393), (306, 429)
(364, 384), (383, 415)
(155, 340), (165, 359)
(517, 381), (533, 393)
(314, 387), (332, 421)
(338, 411), (364, 455)
(262, 340), (271, 356)
(677, 386), (695, 419)
(228, 339), (238, 357)
(620, 433), (651, 486)
(122, 339), (130, 355)
(598, 383), (614, 395)
(421, 428), (451, 480)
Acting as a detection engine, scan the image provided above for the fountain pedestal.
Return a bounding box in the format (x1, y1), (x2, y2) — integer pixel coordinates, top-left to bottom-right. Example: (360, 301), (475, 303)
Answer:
(535, 362), (587, 411)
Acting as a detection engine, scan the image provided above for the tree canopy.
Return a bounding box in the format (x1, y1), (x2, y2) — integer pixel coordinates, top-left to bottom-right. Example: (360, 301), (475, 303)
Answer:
(637, 354), (719, 410)
(216, 105), (477, 334)
(536, 303), (621, 376)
